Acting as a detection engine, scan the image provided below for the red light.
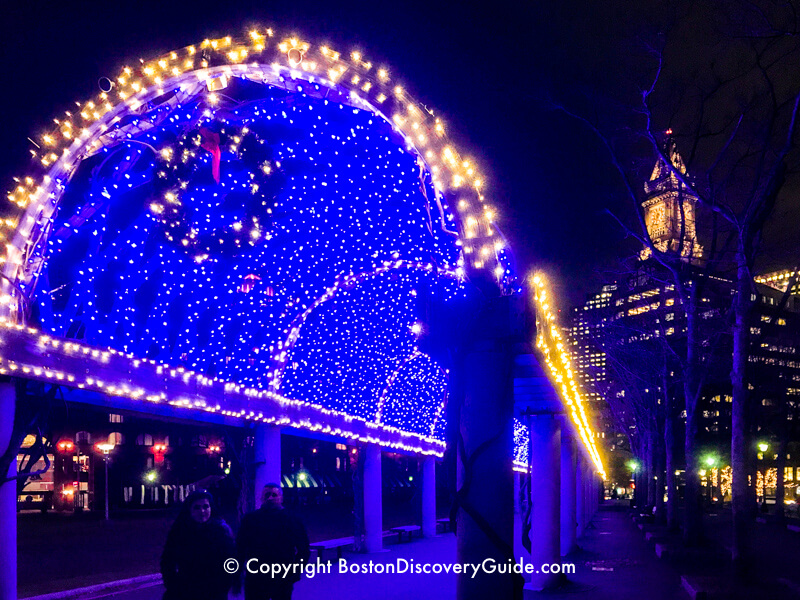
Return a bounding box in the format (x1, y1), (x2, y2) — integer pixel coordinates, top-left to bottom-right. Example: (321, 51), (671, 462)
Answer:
(58, 440), (74, 452)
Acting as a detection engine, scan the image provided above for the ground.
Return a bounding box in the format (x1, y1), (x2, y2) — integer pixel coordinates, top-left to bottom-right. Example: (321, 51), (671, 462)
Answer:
(21, 501), (800, 599)
(19, 501), (692, 600)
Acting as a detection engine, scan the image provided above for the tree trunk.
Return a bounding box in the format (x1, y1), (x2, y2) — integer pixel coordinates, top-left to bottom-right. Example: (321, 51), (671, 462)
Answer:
(731, 255), (752, 572)
(682, 283), (703, 546)
(775, 399), (789, 523)
(654, 436), (666, 523)
(647, 430), (657, 509)
(664, 371), (679, 530)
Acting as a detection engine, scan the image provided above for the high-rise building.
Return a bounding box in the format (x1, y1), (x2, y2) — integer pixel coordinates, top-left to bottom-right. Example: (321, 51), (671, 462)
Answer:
(755, 269), (800, 302)
(570, 284), (615, 405)
(569, 137), (800, 491)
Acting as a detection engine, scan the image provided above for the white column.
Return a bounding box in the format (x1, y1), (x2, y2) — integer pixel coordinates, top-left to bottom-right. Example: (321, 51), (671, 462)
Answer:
(576, 458), (586, 538)
(584, 465), (593, 525)
(363, 444), (383, 553)
(560, 431), (577, 556)
(0, 382), (16, 600)
(421, 456), (436, 538)
(526, 414), (561, 591)
(454, 296), (520, 600)
(254, 425), (281, 508)
(513, 470), (522, 558)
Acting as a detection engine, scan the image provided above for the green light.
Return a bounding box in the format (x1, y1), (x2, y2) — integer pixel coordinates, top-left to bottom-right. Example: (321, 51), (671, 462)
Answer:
(145, 471), (157, 483)
(627, 460), (639, 472)
(224, 467), (230, 475)
(705, 455), (717, 467)
(297, 472), (307, 482)
(758, 443), (769, 453)
(408, 475), (414, 482)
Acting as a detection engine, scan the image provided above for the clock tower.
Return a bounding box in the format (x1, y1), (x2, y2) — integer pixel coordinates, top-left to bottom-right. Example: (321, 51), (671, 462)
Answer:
(641, 132), (703, 261)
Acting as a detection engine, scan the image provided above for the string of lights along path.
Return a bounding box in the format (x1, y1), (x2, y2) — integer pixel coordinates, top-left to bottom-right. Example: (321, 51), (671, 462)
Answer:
(0, 27), (604, 475)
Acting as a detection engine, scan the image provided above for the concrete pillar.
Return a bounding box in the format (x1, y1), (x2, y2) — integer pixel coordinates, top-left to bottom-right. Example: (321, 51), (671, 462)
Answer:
(526, 414), (561, 591)
(254, 425), (281, 508)
(560, 431), (577, 556)
(584, 465), (593, 525)
(513, 470), (522, 558)
(422, 456), (436, 538)
(513, 469), (532, 568)
(456, 340), (515, 600)
(576, 458), (586, 538)
(0, 381), (16, 600)
(363, 444), (383, 553)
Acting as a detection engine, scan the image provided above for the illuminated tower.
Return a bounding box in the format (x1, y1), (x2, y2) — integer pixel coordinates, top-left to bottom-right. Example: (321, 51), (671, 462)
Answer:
(641, 132), (703, 261)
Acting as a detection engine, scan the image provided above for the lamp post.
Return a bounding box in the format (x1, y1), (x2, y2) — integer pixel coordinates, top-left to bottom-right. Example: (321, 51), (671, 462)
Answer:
(95, 442), (115, 520)
(757, 442), (770, 504)
(704, 455), (718, 502)
(628, 460), (639, 505)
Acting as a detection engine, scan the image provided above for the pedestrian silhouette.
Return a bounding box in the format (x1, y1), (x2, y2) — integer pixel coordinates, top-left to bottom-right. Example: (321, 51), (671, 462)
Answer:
(237, 483), (310, 600)
(160, 489), (236, 600)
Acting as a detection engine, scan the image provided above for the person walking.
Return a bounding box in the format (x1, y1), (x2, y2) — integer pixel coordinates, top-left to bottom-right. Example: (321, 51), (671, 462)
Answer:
(237, 483), (310, 600)
(160, 489), (236, 600)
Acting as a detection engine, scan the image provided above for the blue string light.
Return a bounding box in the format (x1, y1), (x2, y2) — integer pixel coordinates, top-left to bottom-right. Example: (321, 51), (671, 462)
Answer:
(36, 84), (476, 439)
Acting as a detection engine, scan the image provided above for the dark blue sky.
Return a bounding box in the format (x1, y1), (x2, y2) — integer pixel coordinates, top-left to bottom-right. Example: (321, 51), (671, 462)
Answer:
(0, 1), (679, 308)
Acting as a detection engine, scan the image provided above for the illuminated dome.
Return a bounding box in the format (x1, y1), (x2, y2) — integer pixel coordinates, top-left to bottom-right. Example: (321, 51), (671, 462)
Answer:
(2, 29), (517, 443)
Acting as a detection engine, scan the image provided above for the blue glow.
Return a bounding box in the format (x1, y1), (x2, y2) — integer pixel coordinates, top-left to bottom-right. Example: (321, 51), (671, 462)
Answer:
(513, 419), (529, 466)
(34, 82), (510, 439)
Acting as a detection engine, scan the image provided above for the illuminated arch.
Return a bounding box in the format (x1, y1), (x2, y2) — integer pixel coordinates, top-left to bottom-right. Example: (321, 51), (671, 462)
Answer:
(0, 27), (523, 454)
(268, 259), (457, 393)
(2, 29), (514, 321)
(374, 349), (449, 437)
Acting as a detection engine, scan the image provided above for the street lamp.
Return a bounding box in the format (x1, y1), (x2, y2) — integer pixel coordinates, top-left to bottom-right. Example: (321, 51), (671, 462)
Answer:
(758, 442), (769, 454)
(95, 442), (115, 521)
(704, 455), (718, 502)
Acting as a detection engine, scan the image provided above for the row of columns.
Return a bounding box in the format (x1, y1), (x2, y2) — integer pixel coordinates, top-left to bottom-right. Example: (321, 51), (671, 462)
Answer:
(253, 425), (438, 556)
(519, 414), (601, 591)
(0, 411), (438, 600)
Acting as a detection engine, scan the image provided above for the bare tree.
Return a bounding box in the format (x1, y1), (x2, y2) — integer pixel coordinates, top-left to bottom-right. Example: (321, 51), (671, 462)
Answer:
(552, 2), (800, 561)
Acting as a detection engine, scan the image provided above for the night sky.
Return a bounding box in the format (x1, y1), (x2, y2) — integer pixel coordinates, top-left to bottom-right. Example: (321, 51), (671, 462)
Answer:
(3, 1), (795, 309)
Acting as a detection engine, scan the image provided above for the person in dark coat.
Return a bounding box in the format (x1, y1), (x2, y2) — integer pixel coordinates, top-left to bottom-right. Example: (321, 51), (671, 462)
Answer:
(160, 489), (236, 600)
(237, 483), (310, 600)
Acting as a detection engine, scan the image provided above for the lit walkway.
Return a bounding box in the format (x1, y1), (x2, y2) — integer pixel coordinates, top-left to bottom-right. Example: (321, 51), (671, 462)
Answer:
(78, 535), (458, 600)
(548, 503), (688, 599)
(48, 504), (689, 600)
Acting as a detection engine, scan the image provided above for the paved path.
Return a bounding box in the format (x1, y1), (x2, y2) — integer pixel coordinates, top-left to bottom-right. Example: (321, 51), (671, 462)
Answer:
(66, 536), (459, 600)
(18, 503), (426, 597)
(545, 504), (689, 600)
(47, 504), (689, 600)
